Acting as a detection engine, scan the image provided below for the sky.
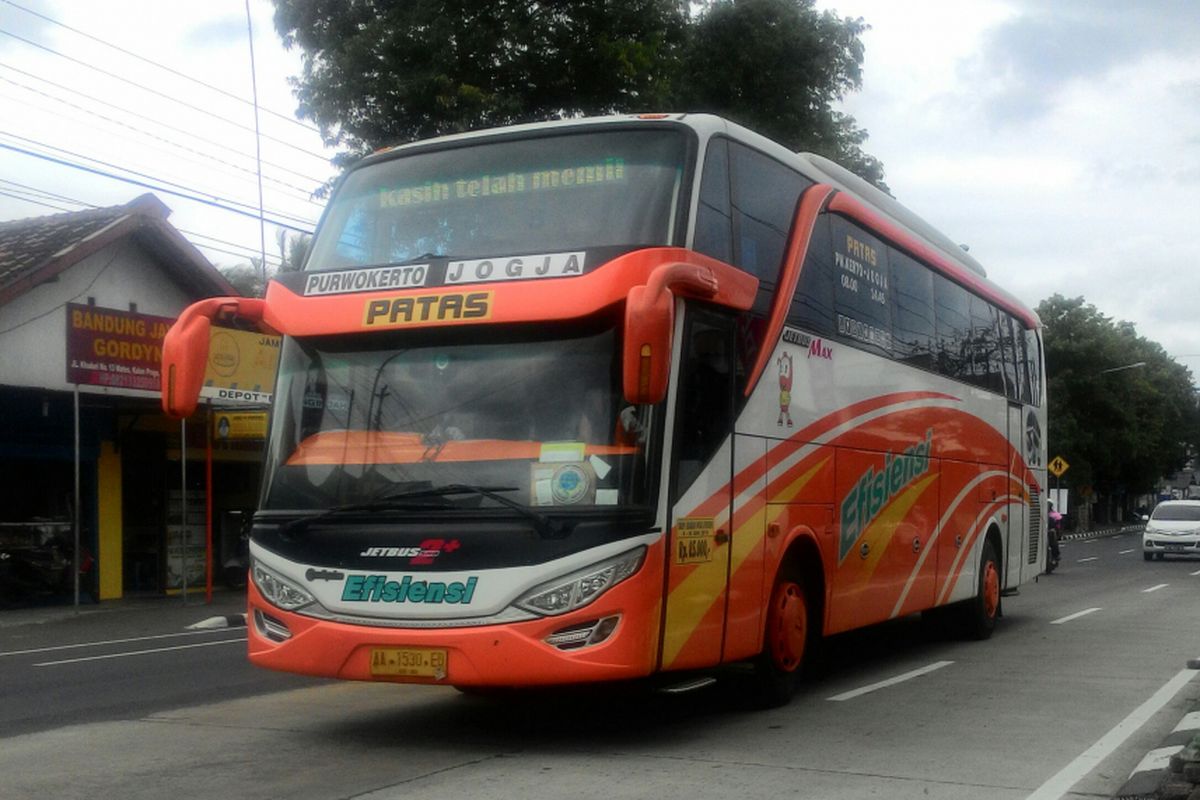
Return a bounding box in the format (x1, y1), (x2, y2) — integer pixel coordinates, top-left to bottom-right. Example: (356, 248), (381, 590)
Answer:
(2, 1), (1199, 377)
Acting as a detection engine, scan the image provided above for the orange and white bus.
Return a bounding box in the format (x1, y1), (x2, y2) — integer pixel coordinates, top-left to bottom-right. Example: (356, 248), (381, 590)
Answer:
(162, 114), (1047, 704)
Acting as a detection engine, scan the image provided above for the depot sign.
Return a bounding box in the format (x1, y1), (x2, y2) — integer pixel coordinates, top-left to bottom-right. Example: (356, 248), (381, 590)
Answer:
(66, 303), (173, 391)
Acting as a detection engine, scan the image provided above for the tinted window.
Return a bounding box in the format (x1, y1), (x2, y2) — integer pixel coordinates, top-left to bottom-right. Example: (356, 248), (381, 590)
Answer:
(830, 217), (891, 356)
(693, 138), (732, 263)
(1025, 328), (1043, 406)
(891, 249), (935, 369)
(934, 275), (971, 380)
(729, 143), (811, 284)
(1151, 504), (1200, 522)
(308, 130), (686, 268)
(788, 214), (835, 337)
(970, 295), (1004, 393)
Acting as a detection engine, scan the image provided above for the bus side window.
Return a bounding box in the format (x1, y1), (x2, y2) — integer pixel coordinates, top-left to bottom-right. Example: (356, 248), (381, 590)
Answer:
(891, 249), (935, 370)
(674, 316), (735, 497)
(971, 295), (1005, 394)
(934, 274), (971, 381)
(729, 142), (812, 296)
(693, 138), (732, 264)
(789, 214), (835, 338)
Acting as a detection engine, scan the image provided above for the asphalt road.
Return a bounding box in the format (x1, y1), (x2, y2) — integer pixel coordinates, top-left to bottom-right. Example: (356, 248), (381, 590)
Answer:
(1, 530), (1197, 800)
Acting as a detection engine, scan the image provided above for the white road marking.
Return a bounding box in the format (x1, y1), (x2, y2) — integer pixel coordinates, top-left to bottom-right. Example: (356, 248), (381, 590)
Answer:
(827, 660), (953, 702)
(1, 628), (239, 658)
(1051, 608), (1101, 625)
(1143, 584), (1169, 593)
(1077, 557), (1099, 563)
(34, 637), (246, 666)
(1190, 569), (1200, 576)
(1024, 667), (1199, 800)
(1119, 549), (1135, 555)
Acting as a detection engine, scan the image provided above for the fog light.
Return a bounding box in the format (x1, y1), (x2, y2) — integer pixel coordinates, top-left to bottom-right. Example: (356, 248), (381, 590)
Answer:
(254, 609), (293, 642)
(545, 615), (621, 650)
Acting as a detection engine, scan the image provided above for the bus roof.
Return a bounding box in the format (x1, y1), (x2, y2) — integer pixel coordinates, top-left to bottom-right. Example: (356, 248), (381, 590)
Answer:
(357, 113), (1038, 327)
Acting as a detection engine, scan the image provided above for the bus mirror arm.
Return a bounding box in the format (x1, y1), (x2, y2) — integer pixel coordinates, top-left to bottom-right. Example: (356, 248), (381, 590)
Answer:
(623, 263), (719, 405)
(161, 296), (268, 419)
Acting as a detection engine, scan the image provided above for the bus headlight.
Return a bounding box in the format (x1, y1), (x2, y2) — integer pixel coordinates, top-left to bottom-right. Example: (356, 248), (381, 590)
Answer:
(252, 559), (315, 611)
(515, 547), (645, 616)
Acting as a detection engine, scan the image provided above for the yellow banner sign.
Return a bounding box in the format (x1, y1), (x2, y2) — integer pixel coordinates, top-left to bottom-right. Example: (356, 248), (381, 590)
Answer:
(212, 411), (269, 441)
(200, 327), (281, 404)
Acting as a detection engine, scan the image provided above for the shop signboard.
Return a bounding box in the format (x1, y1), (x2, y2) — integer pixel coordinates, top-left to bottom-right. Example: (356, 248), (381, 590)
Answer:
(65, 303), (173, 391)
(199, 326), (281, 405)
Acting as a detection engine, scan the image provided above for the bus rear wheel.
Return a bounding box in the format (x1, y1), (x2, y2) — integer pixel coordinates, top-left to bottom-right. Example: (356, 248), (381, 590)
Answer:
(962, 540), (1001, 640)
(752, 572), (811, 707)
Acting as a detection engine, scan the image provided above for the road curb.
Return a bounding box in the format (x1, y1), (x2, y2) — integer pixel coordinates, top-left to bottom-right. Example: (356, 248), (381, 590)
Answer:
(186, 613), (248, 630)
(1113, 711), (1200, 798)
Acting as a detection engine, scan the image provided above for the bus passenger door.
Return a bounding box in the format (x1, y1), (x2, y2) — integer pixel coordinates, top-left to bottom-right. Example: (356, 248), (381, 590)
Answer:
(1006, 401), (1028, 585)
(659, 311), (736, 672)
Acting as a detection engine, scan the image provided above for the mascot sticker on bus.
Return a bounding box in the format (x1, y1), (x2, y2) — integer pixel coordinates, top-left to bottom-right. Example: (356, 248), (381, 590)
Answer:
(777, 352), (794, 427)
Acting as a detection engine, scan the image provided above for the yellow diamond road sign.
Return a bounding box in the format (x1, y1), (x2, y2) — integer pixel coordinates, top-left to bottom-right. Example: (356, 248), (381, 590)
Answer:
(1048, 456), (1070, 478)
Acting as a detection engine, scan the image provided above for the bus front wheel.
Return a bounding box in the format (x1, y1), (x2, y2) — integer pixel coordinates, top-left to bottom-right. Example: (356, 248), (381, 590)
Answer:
(752, 571), (811, 707)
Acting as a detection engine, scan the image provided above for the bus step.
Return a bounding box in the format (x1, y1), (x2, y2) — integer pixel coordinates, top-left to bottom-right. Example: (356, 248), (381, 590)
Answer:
(658, 676), (718, 694)
(1001, 588), (1021, 597)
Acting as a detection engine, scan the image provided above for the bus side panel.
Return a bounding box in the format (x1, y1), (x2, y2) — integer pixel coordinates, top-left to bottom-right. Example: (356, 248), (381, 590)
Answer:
(826, 446), (939, 634)
(935, 459), (990, 606)
(721, 435), (768, 663)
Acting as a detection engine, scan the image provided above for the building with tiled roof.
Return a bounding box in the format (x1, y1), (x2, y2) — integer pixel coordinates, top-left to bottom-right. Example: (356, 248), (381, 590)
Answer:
(0, 194), (249, 606)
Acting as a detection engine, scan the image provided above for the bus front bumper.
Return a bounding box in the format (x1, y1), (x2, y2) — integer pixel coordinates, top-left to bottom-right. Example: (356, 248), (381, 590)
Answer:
(245, 580), (662, 687)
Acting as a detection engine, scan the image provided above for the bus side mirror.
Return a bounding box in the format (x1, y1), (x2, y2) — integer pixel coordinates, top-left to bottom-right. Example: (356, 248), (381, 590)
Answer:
(162, 297), (266, 418)
(623, 263), (721, 404)
(623, 283), (675, 404)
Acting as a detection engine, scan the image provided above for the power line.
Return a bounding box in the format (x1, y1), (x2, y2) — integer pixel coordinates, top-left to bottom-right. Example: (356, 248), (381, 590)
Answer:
(0, 140), (314, 233)
(0, 77), (325, 202)
(0, 129), (319, 228)
(0, 26), (331, 164)
(0, 0), (321, 136)
(0, 187), (72, 213)
(0, 176), (294, 268)
(0, 62), (331, 186)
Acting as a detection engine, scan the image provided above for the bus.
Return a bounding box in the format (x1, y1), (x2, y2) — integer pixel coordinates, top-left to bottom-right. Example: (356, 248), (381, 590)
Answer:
(161, 114), (1047, 705)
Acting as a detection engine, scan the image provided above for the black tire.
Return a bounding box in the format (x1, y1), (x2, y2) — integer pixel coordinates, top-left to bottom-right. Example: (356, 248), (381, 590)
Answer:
(1143, 552), (1152, 562)
(751, 570), (814, 708)
(961, 540), (1001, 641)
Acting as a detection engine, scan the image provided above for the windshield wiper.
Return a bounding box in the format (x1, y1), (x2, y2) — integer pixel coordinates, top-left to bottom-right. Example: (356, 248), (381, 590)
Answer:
(375, 484), (567, 539)
(279, 484), (567, 540)
(279, 493), (454, 538)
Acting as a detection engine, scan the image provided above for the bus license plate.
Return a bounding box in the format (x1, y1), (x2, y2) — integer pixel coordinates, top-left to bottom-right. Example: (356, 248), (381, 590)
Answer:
(370, 647), (448, 679)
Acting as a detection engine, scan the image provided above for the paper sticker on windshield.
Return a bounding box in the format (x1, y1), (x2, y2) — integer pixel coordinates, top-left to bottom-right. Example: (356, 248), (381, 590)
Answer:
(444, 252), (585, 285)
(304, 264), (430, 296)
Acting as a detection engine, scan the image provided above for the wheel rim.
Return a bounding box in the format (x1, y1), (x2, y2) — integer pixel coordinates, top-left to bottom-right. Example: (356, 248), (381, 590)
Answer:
(768, 581), (807, 672)
(982, 560), (1000, 619)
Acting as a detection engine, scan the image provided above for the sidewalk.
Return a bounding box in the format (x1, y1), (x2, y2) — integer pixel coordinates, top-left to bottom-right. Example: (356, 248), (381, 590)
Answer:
(0, 587), (247, 631)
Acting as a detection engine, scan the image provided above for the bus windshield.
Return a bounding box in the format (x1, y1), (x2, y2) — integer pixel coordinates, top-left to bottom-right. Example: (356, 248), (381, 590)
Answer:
(307, 129), (687, 268)
(260, 324), (655, 514)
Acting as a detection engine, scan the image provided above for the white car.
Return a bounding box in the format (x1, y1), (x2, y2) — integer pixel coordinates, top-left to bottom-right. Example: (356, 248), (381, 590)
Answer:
(1143, 500), (1200, 560)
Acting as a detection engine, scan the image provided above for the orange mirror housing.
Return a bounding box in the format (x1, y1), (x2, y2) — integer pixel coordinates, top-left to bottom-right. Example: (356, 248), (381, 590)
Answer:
(623, 262), (724, 405)
(161, 297), (266, 418)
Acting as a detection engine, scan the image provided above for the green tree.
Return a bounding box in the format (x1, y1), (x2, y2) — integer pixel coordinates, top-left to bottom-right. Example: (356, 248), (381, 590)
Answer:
(677, 0), (884, 186)
(1038, 295), (1200, 520)
(272, 0), (884, 185)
